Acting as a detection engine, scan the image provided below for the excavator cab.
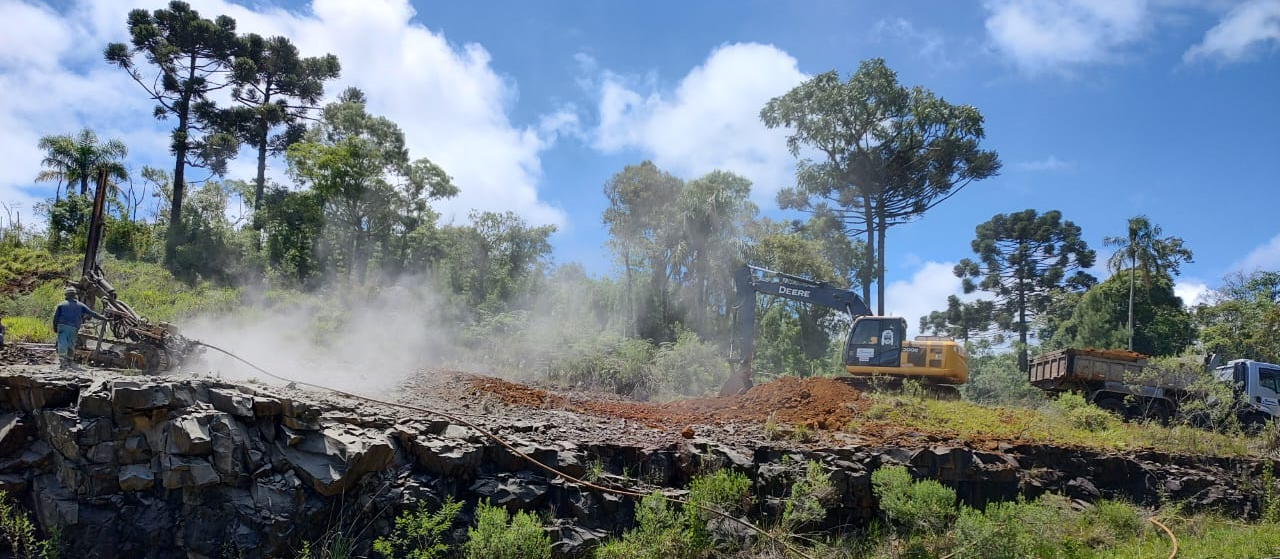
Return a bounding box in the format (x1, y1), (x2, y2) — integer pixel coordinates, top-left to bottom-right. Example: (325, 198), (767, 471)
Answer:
(844, 317), (905, 368)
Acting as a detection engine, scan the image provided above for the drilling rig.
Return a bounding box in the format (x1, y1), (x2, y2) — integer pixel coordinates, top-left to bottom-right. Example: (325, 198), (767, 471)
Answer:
(68, 174), (201, 372)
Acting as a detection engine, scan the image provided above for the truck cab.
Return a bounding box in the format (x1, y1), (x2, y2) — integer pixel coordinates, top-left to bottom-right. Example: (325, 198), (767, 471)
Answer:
(1213, 359), (1280, 421)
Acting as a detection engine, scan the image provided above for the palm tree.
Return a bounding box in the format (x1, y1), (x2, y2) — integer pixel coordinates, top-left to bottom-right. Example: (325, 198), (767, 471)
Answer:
(35, 129), (128, 198)
(1104, 216), (1194, 350)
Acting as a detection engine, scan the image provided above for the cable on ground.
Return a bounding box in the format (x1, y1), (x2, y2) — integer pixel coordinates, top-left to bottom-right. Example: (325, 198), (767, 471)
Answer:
(1149, 516), (1178, 559)
(195, 341), (815, 559)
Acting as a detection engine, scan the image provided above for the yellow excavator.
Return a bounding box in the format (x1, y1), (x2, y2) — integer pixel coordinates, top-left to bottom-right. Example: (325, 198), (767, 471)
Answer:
(719, 265), (968, 397)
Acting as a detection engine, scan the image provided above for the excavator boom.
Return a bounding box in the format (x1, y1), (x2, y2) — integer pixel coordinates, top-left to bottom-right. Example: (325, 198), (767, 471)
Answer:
(720, 264), (967, 396)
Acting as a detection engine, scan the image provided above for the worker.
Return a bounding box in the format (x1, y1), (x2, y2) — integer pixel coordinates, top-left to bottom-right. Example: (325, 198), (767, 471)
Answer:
(52, 287), (105, 370)
(0, 313), (6, 351)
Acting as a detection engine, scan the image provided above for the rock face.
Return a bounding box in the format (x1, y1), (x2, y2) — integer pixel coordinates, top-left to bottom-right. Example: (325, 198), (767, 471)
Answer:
(0, 372), (1270, 558)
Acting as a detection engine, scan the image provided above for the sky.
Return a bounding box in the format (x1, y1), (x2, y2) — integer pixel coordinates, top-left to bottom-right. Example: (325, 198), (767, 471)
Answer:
(1, 0), (1278, 336)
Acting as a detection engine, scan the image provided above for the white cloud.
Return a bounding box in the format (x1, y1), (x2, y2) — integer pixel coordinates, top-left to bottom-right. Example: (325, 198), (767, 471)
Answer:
(589, 43), (808, 204)
(884, 261), (965, 338)
(1232, 232), (1280, 272)
(983, 0), (1151, 74)
(1184, 0), (1280, 63)
(1015, 155), (1075, 171)
(0, 0), (566, 228)
(1174, 279), (1211, 307)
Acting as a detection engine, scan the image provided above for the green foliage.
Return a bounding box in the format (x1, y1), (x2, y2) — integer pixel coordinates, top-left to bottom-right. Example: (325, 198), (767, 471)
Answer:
(461, 500), (550, 559)
(105, 1), (242, 263)
(651, 330), (726, 398)
(763, 58), (1000, 313)
(602, 162), (758, 343)
(432, 211), (556, 314)
(1195, 270), (1280, 363)
(224, 32), (341, 211)
(1052, 392), (1122, 432)
(780, 461), (835, 532)
(594, 492), (686, 559)
(0, 491), (59, 559)
(1, 317), (53, 343)
(955, 209), (1096, 370)
(43, 195), (93, 254)
(1054, 272), (1194, 357)
(961, 349), (1043, 406)
(870, 465), (956, 535)
(286, 88), (456, 284)
(372, 497), (462, 559)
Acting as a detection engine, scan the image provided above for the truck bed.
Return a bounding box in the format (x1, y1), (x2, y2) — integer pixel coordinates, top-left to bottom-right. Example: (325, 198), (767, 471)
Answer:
(1028, 348), (1190, 391)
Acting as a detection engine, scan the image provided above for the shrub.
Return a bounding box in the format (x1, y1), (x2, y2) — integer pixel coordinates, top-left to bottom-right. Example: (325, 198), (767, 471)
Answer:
(0, 491), (59, 559)
(594, 492), (686, 559)
(870, 465), (956, 535)
(373, 497), (463, 559)
(1050, 392), (1120, 432)
(684, 468), (752, 550)
(780, 461), (835, 532)
(953, 501), (1035, 559)
(462, 500), (550, 559)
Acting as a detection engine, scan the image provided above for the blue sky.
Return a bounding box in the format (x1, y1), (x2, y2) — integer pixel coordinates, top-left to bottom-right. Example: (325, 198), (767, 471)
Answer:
(1, 0), (1278, 332)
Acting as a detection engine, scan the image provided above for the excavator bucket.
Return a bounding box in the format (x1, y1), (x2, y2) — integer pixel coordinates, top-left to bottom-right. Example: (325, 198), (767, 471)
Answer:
(719, 363), (753, 396)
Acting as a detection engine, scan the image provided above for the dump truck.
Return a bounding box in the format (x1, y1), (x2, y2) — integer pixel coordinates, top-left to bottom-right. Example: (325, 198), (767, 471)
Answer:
(1028, 348), (1280, 426)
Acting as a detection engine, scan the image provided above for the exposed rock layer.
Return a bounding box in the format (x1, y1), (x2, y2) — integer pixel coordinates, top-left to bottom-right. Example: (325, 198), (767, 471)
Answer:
(0, 371), (1268, 558)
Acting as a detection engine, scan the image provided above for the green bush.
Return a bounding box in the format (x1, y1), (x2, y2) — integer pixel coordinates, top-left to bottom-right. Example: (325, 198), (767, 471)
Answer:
(373, 497), (462, 559)
(1051, 393), (1121, 432)
(594, 492), (686, 559)
(462, 500), (550, 559)
(651, 330), (725, 398)
(0, 491), (59, 559)
(953, 500), (1036, 559)
(870, 465), (956, 536)
(1, 316), (53, 343)
(780, 461), (835, 532)
(684, 468), (752, 549)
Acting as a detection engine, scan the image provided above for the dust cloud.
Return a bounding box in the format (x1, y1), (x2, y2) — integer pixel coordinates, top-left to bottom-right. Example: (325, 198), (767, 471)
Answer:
(181, 279), (457, 397)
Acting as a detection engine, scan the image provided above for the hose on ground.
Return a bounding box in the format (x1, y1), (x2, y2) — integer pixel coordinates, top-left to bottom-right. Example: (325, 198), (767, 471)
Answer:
(1149, 516), (1178, 559)
(194, 341), (815, 559)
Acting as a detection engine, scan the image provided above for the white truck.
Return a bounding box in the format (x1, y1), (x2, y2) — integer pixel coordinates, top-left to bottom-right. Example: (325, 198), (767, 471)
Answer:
(1028, 348), (1280, 426)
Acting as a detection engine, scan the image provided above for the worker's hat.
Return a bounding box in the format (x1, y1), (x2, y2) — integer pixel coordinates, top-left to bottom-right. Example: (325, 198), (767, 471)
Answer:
(63, 287), (78, 296)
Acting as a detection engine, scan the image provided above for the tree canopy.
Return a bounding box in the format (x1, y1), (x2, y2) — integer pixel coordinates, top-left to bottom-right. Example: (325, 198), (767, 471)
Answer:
(762, 58), (1000, 314)
(105, 0), (241, 263)
(955, 209), (1096, 370)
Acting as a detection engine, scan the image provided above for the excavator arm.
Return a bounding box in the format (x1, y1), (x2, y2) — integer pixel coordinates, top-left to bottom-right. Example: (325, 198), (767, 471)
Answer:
(720, 265), (872, 395)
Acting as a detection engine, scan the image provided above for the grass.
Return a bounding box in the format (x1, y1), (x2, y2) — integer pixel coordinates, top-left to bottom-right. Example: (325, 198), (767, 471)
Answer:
(848, 392), (1257, 457)
(2, 316), (53, 343)
(1, 254), (242, 337)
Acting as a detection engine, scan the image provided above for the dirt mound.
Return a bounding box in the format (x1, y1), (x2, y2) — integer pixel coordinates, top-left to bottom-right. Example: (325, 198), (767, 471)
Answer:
(469, 375), (865, 431)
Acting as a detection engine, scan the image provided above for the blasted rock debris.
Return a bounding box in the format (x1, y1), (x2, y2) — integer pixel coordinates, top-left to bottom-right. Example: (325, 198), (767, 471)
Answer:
(0, 367), (1268, 558)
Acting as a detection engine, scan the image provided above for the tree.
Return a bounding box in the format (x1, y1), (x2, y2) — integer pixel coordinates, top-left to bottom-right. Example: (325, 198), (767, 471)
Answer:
(1056, 272), (1195, 357)
(105, 0), (241, 263)
(602, 162), (684, 340)
(226, 33), (341, 213)
(1196, 270), (1280, 363)
(285, 88), (456, 284)
(919, 295), (996, 343)
(676, 170), (757, 337)
(1103, 215), (1194, 350)
(762, 58), (1000, 314)
(955, 209), (1096, 370)
(35, 129), (129, 198)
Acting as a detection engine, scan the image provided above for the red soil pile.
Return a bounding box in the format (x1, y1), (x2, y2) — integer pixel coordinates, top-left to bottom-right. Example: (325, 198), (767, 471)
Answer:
(469, 375), (865, 431)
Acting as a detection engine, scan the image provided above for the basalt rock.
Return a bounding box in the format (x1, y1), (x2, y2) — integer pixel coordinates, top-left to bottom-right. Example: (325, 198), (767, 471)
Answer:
(0, 372), (1270, 559)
